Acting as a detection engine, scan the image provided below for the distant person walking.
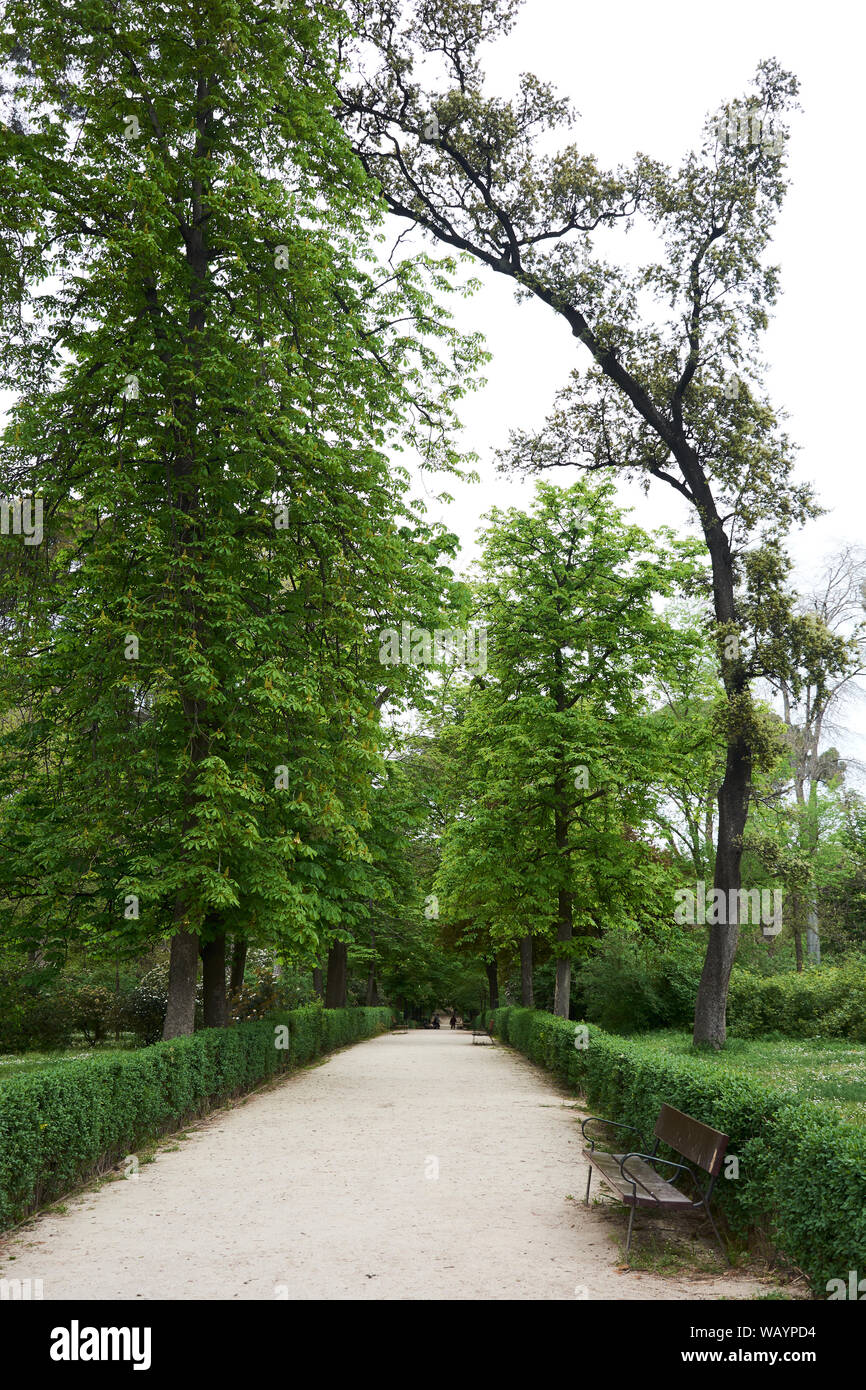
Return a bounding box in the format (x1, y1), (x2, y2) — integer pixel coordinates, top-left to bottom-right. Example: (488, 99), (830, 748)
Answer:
(449, 1013), (457, 1030)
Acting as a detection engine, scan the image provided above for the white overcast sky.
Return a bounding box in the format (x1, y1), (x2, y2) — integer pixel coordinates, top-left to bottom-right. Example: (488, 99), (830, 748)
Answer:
(403, 0), (866, 773)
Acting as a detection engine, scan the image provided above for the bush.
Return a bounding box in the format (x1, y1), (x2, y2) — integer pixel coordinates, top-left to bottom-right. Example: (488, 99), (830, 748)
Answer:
(573, 935), (705, 1034)
(576, 937), (668, 1033)
(760, 1103), (866, 1292)
(727, 959), (866, 1041)
(67, 985), (117, 1046)
(572, 936), (866, 1041)
(0, 1005), (391, 1231)
(490, 1005), (866, 1295)
(114, 968), (172, 1045)
(0, 973), (83, 1052)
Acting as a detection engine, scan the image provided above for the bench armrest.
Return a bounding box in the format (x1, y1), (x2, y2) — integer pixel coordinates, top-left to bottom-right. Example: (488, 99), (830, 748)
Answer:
(581, 1116), (647, 1153)
(618, 1152), (700, 1203)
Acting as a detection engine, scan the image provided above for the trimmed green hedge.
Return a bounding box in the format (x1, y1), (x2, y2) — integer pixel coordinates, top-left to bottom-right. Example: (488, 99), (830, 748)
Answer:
(490, 1006), (866, 1295)
(0, 1006), (391, 1231)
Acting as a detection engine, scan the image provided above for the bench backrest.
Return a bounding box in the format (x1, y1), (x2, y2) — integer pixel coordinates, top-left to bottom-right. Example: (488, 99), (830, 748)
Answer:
(654, 1104), (729, 1177)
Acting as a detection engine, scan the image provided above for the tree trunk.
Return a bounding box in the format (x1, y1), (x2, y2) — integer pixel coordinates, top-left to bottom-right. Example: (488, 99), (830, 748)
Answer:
(325, 940), (348, 1009)
(201, 932), (228, 1028)
(552, 747), (574, 1018)
(162, 928), (199, 1038)
(806, 903), (820, 963)
(553, 888), (574, 1019)
(689, 502), (753, 1048)
(229, 936), (247, 995)
(364, 930), (378, 1005)
(692, 731), (751, 1047)
(312, 960), (324, 999)
(791, 891), (804, 972)
(519, 934), (534, 1007)
(485, 958), (499, 1011)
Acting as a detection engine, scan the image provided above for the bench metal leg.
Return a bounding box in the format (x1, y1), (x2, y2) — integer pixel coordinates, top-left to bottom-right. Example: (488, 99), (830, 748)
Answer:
(625, 1204), (636, 1259)
(584, 1164), (592, 1205)
(703, 1204), (731, 1266)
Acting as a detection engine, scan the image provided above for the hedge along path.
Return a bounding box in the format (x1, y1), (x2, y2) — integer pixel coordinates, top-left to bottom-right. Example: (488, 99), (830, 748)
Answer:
(0, 1007), (392, 1232)
(0, 1029), (774, 1300)
(491, 1006), (866, 1295)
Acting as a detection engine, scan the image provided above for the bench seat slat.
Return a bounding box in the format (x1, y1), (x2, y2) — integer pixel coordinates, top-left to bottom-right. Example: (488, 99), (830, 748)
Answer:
(584, 1150), (694, 1209)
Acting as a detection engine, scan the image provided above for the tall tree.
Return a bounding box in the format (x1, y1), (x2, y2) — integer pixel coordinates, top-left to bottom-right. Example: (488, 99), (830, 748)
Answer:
(340, 5), (843, 1043)
(435, 478), (705, 1016)
(0, 0), (478, 1032)
(768, 549), (866, 964)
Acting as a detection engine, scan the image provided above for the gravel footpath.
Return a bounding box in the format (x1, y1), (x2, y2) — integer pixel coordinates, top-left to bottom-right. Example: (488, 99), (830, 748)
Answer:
(0, 1030), (774, 1300)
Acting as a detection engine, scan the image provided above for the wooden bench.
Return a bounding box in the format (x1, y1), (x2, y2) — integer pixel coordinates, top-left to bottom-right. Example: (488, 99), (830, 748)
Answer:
(472, 1022), (495, 1046)
(581, 1104), (730, 1263)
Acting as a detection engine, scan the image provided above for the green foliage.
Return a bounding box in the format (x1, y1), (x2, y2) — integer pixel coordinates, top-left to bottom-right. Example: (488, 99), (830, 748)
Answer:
(434, 477), (706, 983)
(575, 935), (703, 1034)
(116, 970), (175, 1046)
(764, 1104), (866, 1292)
(491, 1006), (866, 1293)
(282, 1005), (325, 1066)
(572, 934), (866, 1041)
(0, 1006), (390, 1230)
(0, 971), (118, 1051)
(0, 0), (479, 984)
(728, 959), (866, 1041)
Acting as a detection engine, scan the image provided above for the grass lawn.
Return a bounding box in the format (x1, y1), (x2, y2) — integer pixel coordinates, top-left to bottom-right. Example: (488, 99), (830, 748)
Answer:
(637, 1031), (866, 1123)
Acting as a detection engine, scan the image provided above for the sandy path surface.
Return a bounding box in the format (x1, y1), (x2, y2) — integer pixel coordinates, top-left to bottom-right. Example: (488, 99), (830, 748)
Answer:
(1, 1031), (774, 1300)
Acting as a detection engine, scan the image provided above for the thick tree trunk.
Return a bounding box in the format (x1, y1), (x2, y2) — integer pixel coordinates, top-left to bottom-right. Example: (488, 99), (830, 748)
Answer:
(159, 90), (215, 1045)
(201, 932), (228, 1028)
(519, 934), (534, 1007)
(162, 928), (199, 1039)
(312, 960), (324, 999)
(552, 752), (574, 1018)
(688, 498), (753, 1048)
(229, 936), (247, 995)
(553, 888), (574, 1019)
(692, 732), (751, 1047)
(325, 940), (348, 1009)
(485, 959), (499, 1011)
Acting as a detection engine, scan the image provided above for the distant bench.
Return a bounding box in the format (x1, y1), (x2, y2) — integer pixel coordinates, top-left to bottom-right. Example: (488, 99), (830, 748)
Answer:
(472, 1022), (495, 1046)
(581, 1103), (730, 1263)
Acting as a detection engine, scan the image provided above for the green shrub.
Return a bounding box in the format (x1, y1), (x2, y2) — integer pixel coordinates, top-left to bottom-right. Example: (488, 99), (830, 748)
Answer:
(490, 1005), (866, 1295)
(759, 1104), (866, 1292)
(728, 959), (866, 1041)
(0, 1006), (391, 1231)
(114, 969), (172, 1045)
(67, 984), (117, 1046)
(282, 1005), (324, 1064)
(573, 935), (706, 1034)
(0, 972), (77, 1051)
(576, 937), (669, 1033)
(572, 937), (866, 1041)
